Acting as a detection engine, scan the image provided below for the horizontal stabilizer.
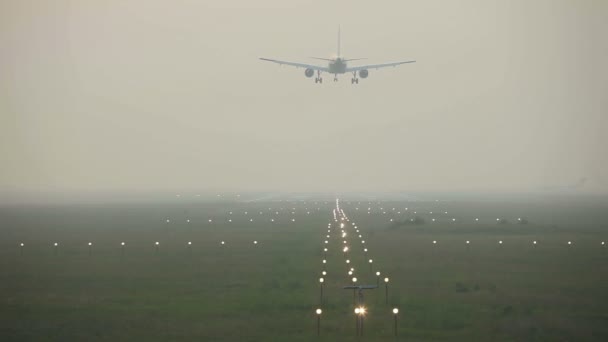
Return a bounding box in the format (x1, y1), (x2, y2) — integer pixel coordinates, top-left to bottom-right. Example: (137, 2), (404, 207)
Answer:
(309, 57), (335, 61)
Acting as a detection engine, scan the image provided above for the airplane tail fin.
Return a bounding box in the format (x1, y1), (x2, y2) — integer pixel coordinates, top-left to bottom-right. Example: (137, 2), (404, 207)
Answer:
(337, 25), (341, 58)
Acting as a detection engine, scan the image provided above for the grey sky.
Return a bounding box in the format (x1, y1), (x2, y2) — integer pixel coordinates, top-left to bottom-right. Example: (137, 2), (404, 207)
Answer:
(2, 0), (607, 195)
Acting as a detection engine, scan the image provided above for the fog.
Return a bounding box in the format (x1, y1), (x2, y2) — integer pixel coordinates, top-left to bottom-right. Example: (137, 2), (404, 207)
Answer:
(2, 0), (607, 197)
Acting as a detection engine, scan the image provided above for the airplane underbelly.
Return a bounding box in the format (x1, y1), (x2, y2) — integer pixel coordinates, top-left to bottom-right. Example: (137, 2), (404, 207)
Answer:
(329, 64), (347, 74)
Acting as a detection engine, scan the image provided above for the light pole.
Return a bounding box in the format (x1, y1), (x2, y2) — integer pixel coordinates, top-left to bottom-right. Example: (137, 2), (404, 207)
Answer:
(393, 308), (399, 337)
(352, 277), (357, 304)
(155, 241), (160, 254)
(121, 242), (125, 257)
(54, 242), (59, 255)
(187, 241), (192, 255)
(384, 277), (390, 305)
(323, 248), (327, 259)
(376, 271), (381, 287)
(358, 306), (366, 336)
(343, 246), (349, 259)
(369, 259), (373, 273)
(19, 243), (24, 256)
(315, 308), (322, 336)
(88, 242), (92, 256)
(354, 308), (360, 336)
(319, 277), (324, 304)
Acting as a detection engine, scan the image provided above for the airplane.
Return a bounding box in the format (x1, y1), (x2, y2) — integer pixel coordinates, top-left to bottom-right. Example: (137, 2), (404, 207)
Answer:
(259, 28), (415, 84)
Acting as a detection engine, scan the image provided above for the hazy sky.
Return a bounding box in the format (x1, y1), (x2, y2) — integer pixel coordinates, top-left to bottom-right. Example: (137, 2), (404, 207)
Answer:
(2, 0), (607, 195)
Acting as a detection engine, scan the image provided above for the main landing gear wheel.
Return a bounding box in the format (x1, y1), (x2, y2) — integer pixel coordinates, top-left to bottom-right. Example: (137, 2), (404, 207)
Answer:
(315, 77), (323, 83)
(351, 78), (359, 84)
(333, 77), (338, 82)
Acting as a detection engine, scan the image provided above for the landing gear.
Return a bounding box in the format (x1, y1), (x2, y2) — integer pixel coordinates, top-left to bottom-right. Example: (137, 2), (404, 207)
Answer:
(351, 71), (359, 84)
(333, 76), (338, 82)
(314, 70), (323, 84)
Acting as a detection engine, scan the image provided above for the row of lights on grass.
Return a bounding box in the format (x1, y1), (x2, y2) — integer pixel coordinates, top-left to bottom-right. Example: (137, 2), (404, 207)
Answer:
(427, 240), (605, 246)
(168, 218), (297, 223)
(21, 240), (607, 248)
(17, 240), (265, 255)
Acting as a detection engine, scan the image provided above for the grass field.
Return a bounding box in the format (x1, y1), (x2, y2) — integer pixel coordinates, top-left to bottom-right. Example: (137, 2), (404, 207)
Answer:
(1, 196), (608, 341)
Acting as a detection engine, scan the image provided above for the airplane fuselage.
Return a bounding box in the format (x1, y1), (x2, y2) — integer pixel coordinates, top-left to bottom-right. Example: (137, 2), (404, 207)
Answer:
(328, 58), (348, 74)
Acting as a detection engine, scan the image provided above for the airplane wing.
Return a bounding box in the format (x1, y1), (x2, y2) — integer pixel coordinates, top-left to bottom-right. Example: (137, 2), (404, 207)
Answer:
(345, 60), (416, 72)
(259, 58), (330, 72)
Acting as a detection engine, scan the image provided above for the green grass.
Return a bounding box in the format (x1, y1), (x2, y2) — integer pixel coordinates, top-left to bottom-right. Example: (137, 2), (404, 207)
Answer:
(1, 199), (608, 341)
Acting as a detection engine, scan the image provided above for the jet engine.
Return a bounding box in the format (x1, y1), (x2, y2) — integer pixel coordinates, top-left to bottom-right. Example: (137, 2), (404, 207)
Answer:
(359, 69), (369, 78)
(304, 68), (315, 78)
